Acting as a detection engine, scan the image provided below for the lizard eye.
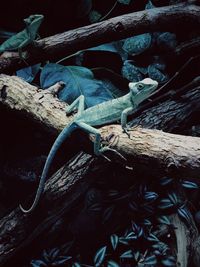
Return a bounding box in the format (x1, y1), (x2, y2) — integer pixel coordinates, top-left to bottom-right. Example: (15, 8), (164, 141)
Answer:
(137, 83), (144, 90)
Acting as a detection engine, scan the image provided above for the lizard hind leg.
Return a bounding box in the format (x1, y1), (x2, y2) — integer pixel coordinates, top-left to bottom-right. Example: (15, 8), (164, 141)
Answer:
(75, 121), (102, 155)
(76, 122), (126, 161)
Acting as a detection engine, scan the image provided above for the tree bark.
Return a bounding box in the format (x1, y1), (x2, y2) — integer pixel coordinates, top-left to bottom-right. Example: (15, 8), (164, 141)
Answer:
(0, 2), (200, 73)
(1, 74), (200, 178)
(0, 152), (95, 266)
(1, 74), (200, 265)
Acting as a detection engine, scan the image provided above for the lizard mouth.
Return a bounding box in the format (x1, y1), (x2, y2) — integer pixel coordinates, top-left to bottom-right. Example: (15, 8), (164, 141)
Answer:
(131, 87), (139, 94)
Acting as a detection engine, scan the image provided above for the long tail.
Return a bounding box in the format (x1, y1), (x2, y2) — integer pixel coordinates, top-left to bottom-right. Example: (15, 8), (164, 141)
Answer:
(20, 122), (77, 213)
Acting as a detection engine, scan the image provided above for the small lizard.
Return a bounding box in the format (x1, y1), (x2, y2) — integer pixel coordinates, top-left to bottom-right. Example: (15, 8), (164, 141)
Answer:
(20, 78), (158, 213)
(0, 14), (44, 54)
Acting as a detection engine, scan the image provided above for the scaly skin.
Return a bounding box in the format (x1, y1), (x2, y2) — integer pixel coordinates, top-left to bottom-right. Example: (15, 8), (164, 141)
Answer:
(20, 78), (158, 213)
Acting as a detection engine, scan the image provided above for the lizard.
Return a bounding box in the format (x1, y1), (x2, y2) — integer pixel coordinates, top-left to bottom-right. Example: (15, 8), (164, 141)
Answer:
(20, 78), (158, 213)
(0, 14), (44, 55)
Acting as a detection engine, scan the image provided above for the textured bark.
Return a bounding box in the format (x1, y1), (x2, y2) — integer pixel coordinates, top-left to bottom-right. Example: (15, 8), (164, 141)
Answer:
(1, 74), (200, 265)
(130, 86), (200, 132)
(0, 74), (72, 134)
(0, 3), (200, 73)
(1, 74), (200, 178)
(99, 126), (200, 179)
(0, 153), (94, 266)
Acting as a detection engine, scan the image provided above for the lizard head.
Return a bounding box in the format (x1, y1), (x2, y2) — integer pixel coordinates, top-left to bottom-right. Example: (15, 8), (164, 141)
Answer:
(129, 78), (158, 104)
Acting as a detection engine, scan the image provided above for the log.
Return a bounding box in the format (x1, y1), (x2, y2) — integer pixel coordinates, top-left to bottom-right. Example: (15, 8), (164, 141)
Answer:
(0, 2), (200, 73)
(1, 74), (200, 178)
(0, 74), (71, 134)
(0, 152), (95, 266)
(99, 125), (200, 179)
(1, 74), (200, 265)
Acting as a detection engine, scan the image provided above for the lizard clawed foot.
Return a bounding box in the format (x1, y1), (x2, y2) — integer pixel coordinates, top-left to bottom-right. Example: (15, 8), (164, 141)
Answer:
(122, 127), (131, 139)
(99, 146), (127, 162)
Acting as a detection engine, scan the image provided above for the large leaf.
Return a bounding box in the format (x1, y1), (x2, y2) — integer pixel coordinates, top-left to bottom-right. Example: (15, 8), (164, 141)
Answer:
(122, 33), (152, 56)
(75, 41), (127, 68)
(40, 63), (119, 108)
(17, 64), (41, 83)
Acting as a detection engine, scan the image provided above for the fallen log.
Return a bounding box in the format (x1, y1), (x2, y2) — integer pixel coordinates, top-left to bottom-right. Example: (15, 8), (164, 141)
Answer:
(1, 74), (200, 265)
(0, 74), (200, 178)
(0, 2), (200, 73)
(0, 152), (95, 266)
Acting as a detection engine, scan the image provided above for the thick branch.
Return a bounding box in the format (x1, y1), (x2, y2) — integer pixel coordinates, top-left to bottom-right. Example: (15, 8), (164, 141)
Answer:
(99, 125), (200, 179)
(0, 74), (72, 133)
(1, 74), (200, 179)
(0, 153), (95, 266)
(0, 3), (200, 73)
(1, 74), (200, 264)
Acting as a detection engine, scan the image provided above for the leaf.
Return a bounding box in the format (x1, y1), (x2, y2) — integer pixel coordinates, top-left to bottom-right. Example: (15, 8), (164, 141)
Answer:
(181, 180), (199, 189)
(122, 60), (143, 82)
(107, 260), (120, 267)
(76, 0), (92, 18)
(147, 233), (159, 242)
(120, 250), (134, 258)
(144, 191), (158, 201)
(110, 234), (119, 250)
(141, 254), (157, 265)
(94, 246), (107, 266)
(157, 216), (171, 225)
(40, 63), (115, 108)
(88, 203), (102, 212)
(72, 263), (81, 267)
(125, 231), (137, 241)
(129, 200), (138, 211)
(156, 32), (177, 51)
(31, 260), (47, 267)
(132, 223), (143, 238)
(86, 41), (128, 61)
(119, 237), (129, 245)
(168, 193), (178, 205)
(161, 256), (176, 266)
(102, 206), (115, 224)
(89, 10), (102, 23)
(117, 0), (131, 4)
(160, 177), (173, 186)
(177, 207), (191, 223)
(148, 64), (169, 84)
(52, 256), (72, 265)
(143, 219), (152, 225)
(158, 198), (174, 209)
(48, 247), (60, 260)
(17, 63), (41, 83)
(0, 14), (43, 52)
(122, 33), (152, 56)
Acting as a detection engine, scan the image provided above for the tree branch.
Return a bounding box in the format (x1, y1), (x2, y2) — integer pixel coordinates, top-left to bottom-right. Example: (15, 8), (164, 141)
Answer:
(0, 2), (200, 73)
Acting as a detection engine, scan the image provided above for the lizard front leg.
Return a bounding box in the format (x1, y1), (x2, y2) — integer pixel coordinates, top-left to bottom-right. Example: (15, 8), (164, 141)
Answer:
(121, 106), (135, 137)
(66, 95), (85, 116)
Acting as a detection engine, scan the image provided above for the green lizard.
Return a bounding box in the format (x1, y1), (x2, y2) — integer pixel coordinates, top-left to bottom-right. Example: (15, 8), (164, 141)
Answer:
(20, 78), (158, 213)
(0, 14), (44, 54)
